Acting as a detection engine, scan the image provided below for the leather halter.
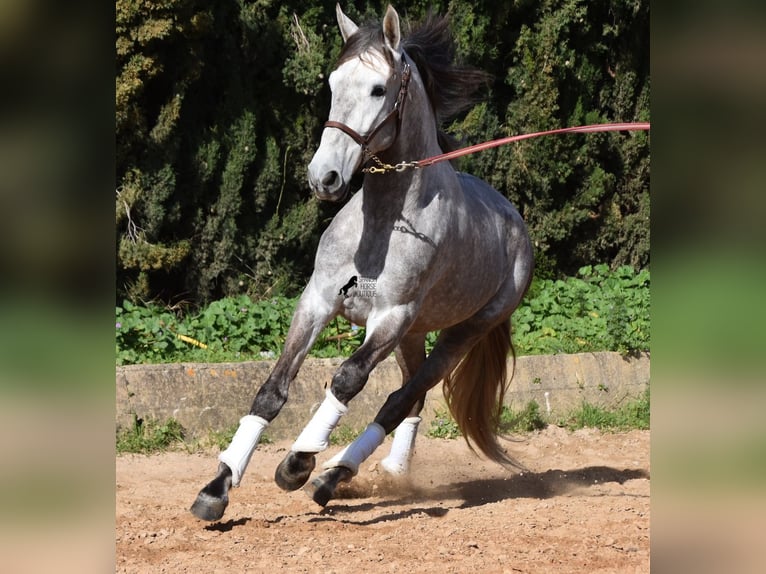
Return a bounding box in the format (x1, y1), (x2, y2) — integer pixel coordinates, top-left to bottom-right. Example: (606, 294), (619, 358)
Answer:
(323, 56), (412, 157)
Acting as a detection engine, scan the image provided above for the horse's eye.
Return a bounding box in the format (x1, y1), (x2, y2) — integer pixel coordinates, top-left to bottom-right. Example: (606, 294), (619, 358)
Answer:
(371, 85), (386, 98)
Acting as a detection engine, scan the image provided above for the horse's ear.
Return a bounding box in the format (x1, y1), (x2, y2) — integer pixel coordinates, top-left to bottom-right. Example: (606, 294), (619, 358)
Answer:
(382, 4), (401, 54)
(336, 4), (358, 43)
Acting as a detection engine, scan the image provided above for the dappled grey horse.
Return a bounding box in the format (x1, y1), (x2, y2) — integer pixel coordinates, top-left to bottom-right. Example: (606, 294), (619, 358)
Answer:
(191, 3), (533, 521)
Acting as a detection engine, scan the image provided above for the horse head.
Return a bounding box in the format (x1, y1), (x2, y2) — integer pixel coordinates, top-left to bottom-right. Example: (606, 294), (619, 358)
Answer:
(308, 4), (407, 201)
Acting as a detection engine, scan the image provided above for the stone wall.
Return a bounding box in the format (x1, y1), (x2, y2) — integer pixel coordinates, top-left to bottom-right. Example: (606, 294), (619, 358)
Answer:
(116, 352), (649, 439)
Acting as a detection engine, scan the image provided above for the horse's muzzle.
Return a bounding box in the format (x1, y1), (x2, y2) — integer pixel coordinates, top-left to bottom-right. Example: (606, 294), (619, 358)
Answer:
(308, 167), (350, 202)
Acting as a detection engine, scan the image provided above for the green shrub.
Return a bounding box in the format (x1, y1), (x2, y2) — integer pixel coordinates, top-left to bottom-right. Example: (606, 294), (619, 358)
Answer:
(500, 401), (547, 433)
(559, 388), (650, 431)
(116, 1), (649, 305)
(513, 264), (649, 356)
(116, 415), (185, 454)
(426, 389), (650, 440)
(116, 265), (649, 365)
(329, 425), (363, 446)
(427, 409), (462, 439)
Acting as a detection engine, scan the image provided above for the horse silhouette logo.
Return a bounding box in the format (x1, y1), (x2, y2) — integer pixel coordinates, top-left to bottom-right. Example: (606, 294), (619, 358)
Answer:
(338, 275), (358, 297)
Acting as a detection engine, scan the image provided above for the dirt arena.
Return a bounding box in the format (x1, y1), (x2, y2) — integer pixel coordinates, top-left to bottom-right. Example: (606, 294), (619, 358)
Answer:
(116, 426), (649, 573)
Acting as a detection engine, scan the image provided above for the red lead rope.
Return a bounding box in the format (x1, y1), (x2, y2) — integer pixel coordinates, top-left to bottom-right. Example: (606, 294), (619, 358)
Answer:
(415, 122), (650, 168)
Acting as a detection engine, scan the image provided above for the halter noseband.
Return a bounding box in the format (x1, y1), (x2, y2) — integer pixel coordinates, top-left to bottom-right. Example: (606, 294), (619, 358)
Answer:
(324, 56), (412, 157)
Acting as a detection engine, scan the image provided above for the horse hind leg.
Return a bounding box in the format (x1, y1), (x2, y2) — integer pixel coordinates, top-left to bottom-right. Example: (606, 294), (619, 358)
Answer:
(305, 467), (354, 507)
(305, 397), (423, 506)
(380, 412), (422, 475)
(296, 315), (420, 505)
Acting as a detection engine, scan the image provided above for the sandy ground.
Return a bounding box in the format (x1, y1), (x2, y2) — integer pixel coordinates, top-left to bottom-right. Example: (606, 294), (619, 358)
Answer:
(116, 426), (649, 573)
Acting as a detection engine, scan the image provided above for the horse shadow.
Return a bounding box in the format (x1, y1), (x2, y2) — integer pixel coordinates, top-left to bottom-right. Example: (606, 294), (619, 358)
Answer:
(308, 466), (649, 527)
(204, 516), (251, 532)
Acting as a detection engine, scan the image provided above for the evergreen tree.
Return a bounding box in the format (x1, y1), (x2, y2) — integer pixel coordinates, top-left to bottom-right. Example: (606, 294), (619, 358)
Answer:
(116, 0), (649, 304)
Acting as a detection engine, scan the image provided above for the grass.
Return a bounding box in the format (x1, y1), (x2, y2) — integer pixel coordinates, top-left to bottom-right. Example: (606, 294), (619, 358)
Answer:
(499, 400), (548, 433)
(428, 410), (462, 439)
(116, 415), (185, 454)
(329, 425), (363, 446)
(559, 388), (650, 431)
(426, 388), (650, 439)
(115, 389), (650, 454)
(115, 416), (354, 455)
(115, 416), (271, 454)
(425, 401), (547, 440)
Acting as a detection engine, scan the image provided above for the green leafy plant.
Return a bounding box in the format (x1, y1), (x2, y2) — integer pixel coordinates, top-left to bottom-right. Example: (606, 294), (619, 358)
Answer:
(329, 425), (363, 446)
(116, 415), (186, 454)
(115, 300), (189, 365)
(426, 388), (649, 440)
(427, 408), (462, 439)
(312, 317), (366, 358)
(500, 401), (547, 433)
(558, 388), (650, 431)
(513, 264), (650, 356)
(116, 265), (649, 365)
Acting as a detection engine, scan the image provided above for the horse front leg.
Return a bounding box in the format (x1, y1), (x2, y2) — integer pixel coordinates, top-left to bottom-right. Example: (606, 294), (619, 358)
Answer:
(190, 286), (335, 521)
(272, 317), (386, 492)
(274, 327), (404, 492)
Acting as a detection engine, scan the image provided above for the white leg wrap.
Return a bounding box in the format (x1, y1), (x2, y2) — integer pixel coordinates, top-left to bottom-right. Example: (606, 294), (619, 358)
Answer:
(291, 389), (348, 453)
(323, 423), (386, 476)
(380, 416), (421, 475)
(218, 415), (269, 487)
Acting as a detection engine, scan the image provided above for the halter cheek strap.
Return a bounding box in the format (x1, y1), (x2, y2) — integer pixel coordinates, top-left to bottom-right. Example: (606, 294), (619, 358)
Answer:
(324, 55), (412, 156)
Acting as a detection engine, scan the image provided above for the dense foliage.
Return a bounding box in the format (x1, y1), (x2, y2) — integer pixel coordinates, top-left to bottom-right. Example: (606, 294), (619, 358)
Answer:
(116, 0), (649, 304)
(116, 264), (649, 365)
(513, 263), (649, 355)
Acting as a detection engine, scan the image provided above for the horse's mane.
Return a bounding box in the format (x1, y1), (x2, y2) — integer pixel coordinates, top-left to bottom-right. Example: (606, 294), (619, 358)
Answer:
(337, 11), (490, 152)
(402, 12), (490, 125)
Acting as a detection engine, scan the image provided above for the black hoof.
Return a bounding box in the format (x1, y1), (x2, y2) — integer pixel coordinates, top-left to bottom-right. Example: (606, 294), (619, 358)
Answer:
(190, 490), (228, 521)
(190, 463), (231, 522)
(304, 466), (353, 507)
(274, 451), (316, 491)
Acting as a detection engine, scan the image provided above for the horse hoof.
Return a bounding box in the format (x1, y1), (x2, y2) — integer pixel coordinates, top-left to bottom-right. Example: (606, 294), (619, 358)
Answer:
(190, 490), (228, 521)
(304, 466), (353, 507)
(190, 462), (232, 521)
(274, 451), (316, 491)
(305, 476), (334, 507)
(380, 457), (408, 476)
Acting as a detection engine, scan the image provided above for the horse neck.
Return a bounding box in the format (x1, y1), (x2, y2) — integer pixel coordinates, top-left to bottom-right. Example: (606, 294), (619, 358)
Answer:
(362, 70), (442, 212)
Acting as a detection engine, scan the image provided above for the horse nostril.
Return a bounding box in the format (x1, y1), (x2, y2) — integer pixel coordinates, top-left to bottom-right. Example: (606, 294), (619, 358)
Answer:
(321, 171), (339, 188)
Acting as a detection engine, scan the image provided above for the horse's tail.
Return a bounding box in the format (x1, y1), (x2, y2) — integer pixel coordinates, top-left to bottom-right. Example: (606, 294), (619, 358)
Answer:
(442, 317), (523, 469)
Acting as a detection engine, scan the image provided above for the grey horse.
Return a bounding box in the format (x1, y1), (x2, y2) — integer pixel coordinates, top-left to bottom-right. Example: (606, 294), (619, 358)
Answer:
(191, 3), (533, 522)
